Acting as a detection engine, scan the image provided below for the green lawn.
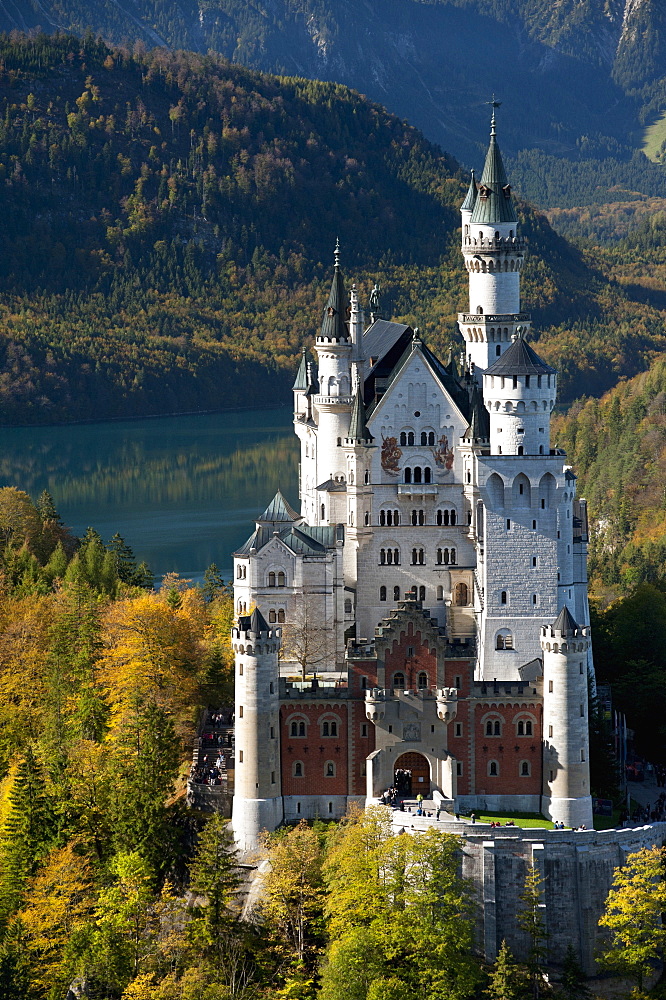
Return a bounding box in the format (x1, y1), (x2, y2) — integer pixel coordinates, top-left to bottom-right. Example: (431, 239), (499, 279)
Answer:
(642, 111), (666, 162)
(475, 812), (554, 829)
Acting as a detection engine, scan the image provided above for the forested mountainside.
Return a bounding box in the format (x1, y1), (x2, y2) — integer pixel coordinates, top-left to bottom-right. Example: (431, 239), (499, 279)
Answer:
(2, 0), (666, 211)
(0, 32), (661, 422)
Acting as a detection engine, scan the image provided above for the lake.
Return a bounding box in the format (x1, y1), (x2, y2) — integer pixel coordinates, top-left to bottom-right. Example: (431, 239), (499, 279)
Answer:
(0, 407), (299, 584)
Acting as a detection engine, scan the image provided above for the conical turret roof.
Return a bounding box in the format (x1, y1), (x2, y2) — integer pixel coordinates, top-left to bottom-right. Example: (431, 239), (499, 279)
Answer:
(552, 605), (579, 634)
(347, 386), (372, 442)
(239, 607), (270, 634)
(319, 240), (348, 342)
(470, 112), (517, 226)
(484, 335), (556, 377)
(464, 382), (490, 443)
(461, 169), (477, 212)
(257, 490), (300, 524)
(292, 348), (308, 390)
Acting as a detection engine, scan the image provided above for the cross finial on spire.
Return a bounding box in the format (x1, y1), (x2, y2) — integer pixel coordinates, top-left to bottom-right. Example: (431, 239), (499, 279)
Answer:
(486, 94), (501, 137)
(334, 237), (340, 269)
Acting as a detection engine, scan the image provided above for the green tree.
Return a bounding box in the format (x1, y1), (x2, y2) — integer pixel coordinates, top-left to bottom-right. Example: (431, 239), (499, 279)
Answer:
(558, 944), (590, 1000)
(260, 820), (324, 963)
(487, 940), (525, 1000)
(598, 846), (666, 990)
(517, 863), (548, 1000)
(188, 814), (242, 973)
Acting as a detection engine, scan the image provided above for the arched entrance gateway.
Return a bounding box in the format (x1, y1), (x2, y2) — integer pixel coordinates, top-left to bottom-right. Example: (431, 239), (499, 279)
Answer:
(394, 752), (431, 797)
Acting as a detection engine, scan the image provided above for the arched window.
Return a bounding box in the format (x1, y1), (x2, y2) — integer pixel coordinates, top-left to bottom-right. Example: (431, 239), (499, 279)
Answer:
(380, 586), (387, 602)
(364, 512), (370, 525)
(501, 591), (507, 605)
(454, 582), (468, 606)
(277, 609), (285, 623)
(405, 467), (412, 484)
(268, 572), (276, 587)
(425, 468), (432, 484)
(516, 718), (533, 736)
(393, 585), (400, 601)
(450, 548), (456, 564)
(290, 721), (297, 736)
(520, 760), (531, 777)
(269, 609), (277, 623)
(277, 571), (286, 587)
(400, 432), (407, 446)
(293, 761), (304, 777)
(436, 586), (443, 600)
(428, 432), (435, 445)
(393, 672), (405, 689)
(419, 586), (425, 601)
(414, 466), (422, 484)
(496, 630), (513, 650)
(408, 432), (415, 446)
(322, 721), (329, 736)
(421, 431), (427, 445)
(488, 760), (499, 776)
(418, 671), (428, 689)
(365, 470), (370, 484)
(487, 473), (504, 508)
(298, 722), (305, 737)
(325, 761), (336, 777)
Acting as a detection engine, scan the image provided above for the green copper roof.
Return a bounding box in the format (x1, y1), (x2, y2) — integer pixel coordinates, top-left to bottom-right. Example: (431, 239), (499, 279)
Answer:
(319, 240), (349, 341)
(470, 115), (517, 226)
(257, 490), (300, 524)
(292, 348), (308, 390)
(461, 169), (477, 212)
(347, 387), (372, 442)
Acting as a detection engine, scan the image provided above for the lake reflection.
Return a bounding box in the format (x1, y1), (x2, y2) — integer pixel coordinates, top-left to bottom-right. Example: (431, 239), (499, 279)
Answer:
(0, 408), (299, 582)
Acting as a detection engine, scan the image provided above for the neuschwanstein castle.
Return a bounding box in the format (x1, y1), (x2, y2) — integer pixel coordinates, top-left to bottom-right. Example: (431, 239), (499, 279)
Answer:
(231, 113), (594, 851)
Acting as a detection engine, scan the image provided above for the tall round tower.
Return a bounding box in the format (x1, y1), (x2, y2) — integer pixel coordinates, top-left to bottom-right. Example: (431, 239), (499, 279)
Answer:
(482, 333), (557, 455)
(231, 608), (283, 852)
(541, 606), (593, 829)
(458, 107), (530, 374)
(313, 241), (353, 488)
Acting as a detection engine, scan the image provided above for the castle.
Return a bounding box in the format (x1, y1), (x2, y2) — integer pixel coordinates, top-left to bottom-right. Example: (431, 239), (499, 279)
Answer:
(231, 111), (594, 852)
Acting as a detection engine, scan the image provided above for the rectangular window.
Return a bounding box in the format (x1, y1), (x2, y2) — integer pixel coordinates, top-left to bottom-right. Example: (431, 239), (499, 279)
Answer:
(271, 771), (275, 784)
(580, 704), (584, 717)
(239, 750), (243, 763)
(532, 557), (537, 567)
(580, 663), (584, 674)
(581, 749), (585, 762)
(407, 646), (415, 657)
(361, 763), (366, 776)
(532, 520), (537, 530)
(239, 706), (243, 718)
(239, 663), (243, 676)
(456, 761), (463, 777)
(548, 725), (553, 738)
(388, 725), (393, 734)
(548, 680), (553, 693)
(361, 724), (368, 737)
(549, 770), (554, 782)
(455, 722), (463, 738)
(270, 727), (275, 739)
(506, 518), (511, 530)
(431, 725), (435, 733)
(532, 594), (538, 605)
(455, 675), (462, 689)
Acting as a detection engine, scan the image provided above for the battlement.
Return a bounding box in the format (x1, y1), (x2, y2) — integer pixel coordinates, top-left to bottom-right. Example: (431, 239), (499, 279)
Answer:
(471, 680), (540, 698)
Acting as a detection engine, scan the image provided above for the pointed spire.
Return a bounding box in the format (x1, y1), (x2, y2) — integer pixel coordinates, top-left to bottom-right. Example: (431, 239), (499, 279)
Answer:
(292, 347), (308, 390)
(464, 382), (489, 444)
(461, 169), (477, 212)
(347, 384), (372, 443)
(552, 605), (579, 635)
(470, 101), (517, 226)
(258, 489), (300, 524)
(319, 240), (348, 342)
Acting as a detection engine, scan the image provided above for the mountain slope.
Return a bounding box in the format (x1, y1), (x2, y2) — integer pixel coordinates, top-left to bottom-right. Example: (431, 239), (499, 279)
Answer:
(1, 0), (665, 208)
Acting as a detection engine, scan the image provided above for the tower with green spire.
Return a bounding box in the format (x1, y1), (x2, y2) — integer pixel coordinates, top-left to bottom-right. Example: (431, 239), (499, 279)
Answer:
(458, 103), (530, 377)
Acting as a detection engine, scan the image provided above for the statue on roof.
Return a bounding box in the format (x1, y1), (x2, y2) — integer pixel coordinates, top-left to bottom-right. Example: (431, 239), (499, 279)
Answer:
(369, 282), (381, 321)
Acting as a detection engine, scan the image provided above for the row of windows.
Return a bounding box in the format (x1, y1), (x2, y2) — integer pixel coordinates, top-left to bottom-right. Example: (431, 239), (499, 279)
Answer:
(292, 760), (337, 777)
(404, 466), (432, 484)
(267, 571), (287, 587)
(268, 609), (286, 623)
(378, 547), (457, 565)
(380, 508), (458, 527)
(288, 714), (341, 737)
(484, 718), (533, 736)
(399, 430), (438, 447)
(378, 582), (469, 605)
(485, 760), (532, 777)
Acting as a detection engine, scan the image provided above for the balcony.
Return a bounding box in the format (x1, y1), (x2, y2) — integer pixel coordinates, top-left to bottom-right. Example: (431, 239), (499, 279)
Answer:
(313, 394), (354, 408)
(398, 483), (438, 497)
(458, 312), (531, 324)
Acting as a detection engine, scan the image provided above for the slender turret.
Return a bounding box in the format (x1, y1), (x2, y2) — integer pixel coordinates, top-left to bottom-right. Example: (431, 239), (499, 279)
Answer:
(541, 607), (593, 829)
(231, 608), (283, 851)
(458, 105), (530, 375)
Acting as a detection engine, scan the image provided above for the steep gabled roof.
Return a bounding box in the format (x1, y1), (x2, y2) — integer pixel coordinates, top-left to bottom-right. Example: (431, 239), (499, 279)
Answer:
(470, 114), (517, 226)
(484, 335), (556, 377)
(234, 522), (338, 558)
(463, 382), (490, 443)
(552, 606), (579, 634)
(362, 319), (411, 366)
(257, 490), (300, 524)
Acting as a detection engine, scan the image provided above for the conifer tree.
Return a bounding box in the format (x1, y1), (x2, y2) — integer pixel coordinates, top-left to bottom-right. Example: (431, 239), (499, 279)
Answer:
(36, 491), (62, 526)
(188, 814), (241, 971)
(517, 863), (548, 1000)
(487, 940), (524, 1000)
(0, 746), (55, 924)
(558, 944), (590, 1000)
